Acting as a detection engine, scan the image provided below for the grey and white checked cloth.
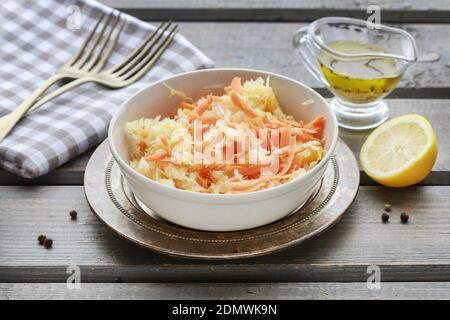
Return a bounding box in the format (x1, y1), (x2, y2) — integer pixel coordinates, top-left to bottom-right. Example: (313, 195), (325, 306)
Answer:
(0, 0), (214, 178)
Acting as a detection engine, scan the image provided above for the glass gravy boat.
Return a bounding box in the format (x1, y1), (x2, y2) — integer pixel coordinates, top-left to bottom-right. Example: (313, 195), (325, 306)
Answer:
(293, 17), (417, 130)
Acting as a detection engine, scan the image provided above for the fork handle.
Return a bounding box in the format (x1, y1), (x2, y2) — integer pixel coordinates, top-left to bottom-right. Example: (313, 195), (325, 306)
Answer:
(29, 77), (92, 113)
(0, 74), (66, 142)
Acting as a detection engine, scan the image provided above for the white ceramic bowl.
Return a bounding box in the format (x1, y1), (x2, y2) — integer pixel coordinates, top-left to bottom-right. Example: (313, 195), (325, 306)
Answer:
(108, 68), (338, 231)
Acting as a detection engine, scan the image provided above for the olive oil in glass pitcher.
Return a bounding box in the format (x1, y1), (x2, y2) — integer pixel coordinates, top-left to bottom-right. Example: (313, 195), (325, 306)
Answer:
(293, 18), (417, 130)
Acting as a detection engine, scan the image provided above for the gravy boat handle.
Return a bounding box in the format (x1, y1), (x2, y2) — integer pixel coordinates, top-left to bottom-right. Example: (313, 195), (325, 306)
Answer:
(293, 27), (330, 87)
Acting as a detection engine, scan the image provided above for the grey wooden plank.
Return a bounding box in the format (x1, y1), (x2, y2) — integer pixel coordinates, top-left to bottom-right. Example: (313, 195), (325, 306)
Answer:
(177, 23), (450, 92)
(103, 0), (450, 10)
(1, 185), (450, 282)
(14, 22), (448, 97)
(3, 282), (450, 300)
(100, 0), (450, 23)
(5, 264), (450, 283)
(1, 99), (448, 185)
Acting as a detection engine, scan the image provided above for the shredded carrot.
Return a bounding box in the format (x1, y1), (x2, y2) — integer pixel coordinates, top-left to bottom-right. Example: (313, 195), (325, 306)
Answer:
(278, 136), (297, 175)
(188, 95), (213, 122)
(160, 135), (171, 155)
(293, 130), (316, 143)
(181, 101), (195, 110)
(279, 126), (292, 148)
(193, 95), (213, 116)
(305, 116), (325, 140)
(143, 151), (169, 161)
(229, 90), (258, 117)
(196, 175), (210, 189)
(138, 141), (147, 153)
(229, 164), (263, 177)
(200, 113), (219, 124)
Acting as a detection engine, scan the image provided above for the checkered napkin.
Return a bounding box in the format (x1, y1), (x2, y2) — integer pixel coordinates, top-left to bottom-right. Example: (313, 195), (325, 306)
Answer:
(0, 0), (214, 178)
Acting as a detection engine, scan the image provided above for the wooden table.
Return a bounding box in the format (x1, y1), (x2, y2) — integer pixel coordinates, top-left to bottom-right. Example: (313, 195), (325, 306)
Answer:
(1, 0), (450, 300)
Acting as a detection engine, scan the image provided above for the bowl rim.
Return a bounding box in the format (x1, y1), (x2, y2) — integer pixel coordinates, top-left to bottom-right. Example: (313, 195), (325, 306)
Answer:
(108, 67), (339, 202)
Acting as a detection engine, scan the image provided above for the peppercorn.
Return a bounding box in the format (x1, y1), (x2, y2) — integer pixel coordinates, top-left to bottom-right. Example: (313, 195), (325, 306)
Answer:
(400, 212), (409, 223)
(69, 210), (78, 220)
(44, 238), (53, 248)
(37, 234), (46, 244)
(384, 203), (392, 212)
(381, 213), (389, 223)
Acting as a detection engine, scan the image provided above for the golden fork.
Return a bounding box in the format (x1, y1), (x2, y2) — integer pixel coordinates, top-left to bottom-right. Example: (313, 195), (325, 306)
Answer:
(0, 12), (123, 141)
(29, 21), (178, 112)
(0, 13), (178, 142)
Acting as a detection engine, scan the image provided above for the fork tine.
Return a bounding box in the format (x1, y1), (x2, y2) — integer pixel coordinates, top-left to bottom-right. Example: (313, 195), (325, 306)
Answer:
(112, 21), (172, 75)
(92, 19), (126, 72)
(128, 27), (178, 82)
(123, 25), (178, 82)
(68, 13), (105, 66)
(76, 11), (114, 68)
(109, 21), (169, 74)
(85, 13), (122, 71)
(116, 22), (174, 78)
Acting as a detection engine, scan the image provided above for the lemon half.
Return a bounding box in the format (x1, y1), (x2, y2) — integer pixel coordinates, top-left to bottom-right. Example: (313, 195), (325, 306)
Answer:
(360, 114), (438, 187)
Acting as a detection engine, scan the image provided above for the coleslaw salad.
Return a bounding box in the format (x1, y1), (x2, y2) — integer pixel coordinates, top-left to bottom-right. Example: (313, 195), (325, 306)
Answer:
(126, 77), (326, 194)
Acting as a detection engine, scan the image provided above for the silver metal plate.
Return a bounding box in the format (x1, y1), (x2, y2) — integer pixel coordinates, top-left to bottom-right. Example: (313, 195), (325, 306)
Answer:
(84, 139), (359, 260)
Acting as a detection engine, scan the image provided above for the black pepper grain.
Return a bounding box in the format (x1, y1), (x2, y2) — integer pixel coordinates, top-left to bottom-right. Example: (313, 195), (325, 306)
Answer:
(44, 238), (53, 248)
(384, 203), (392, 212)
(37, 234), (46, 244)
(400, 212), (409, 223)
(381, 213), (389, 223)
(69, 210), (78, 220)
